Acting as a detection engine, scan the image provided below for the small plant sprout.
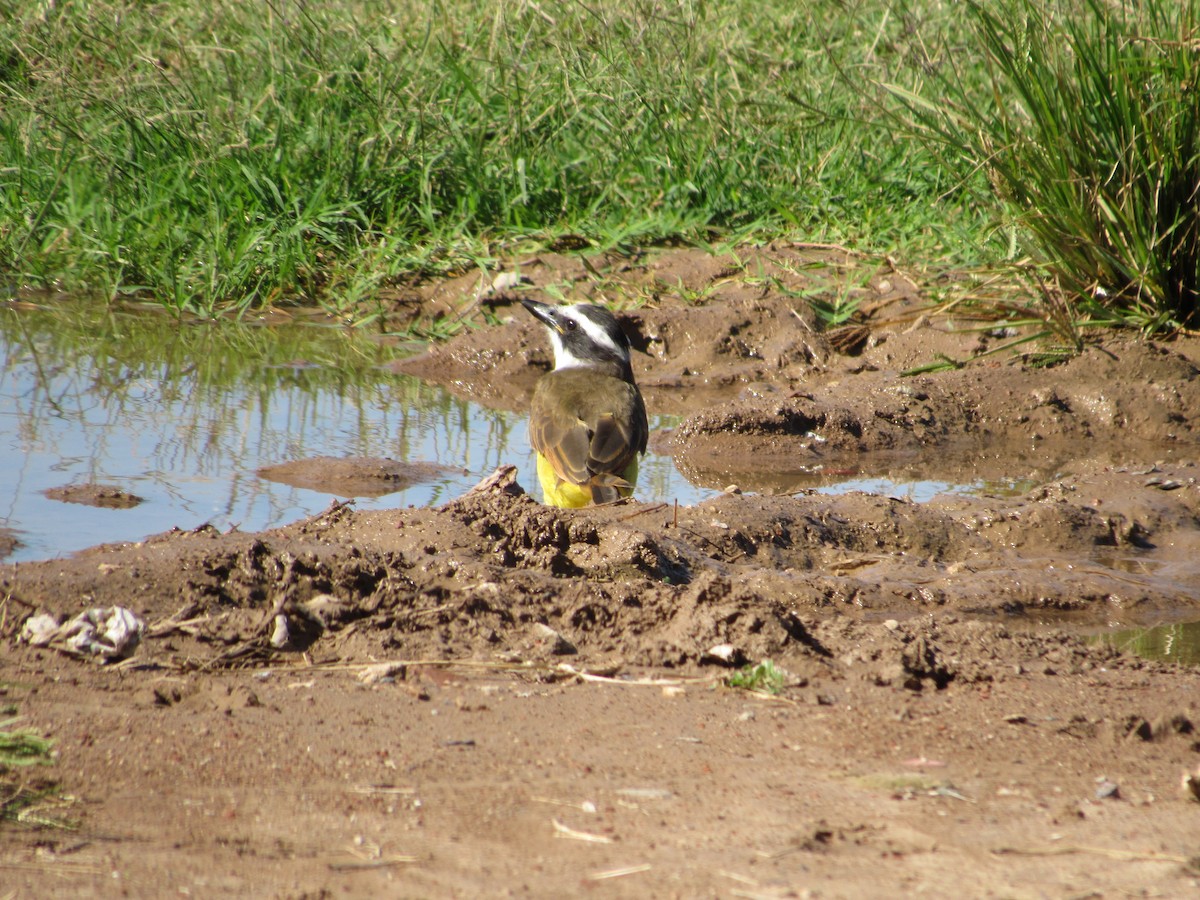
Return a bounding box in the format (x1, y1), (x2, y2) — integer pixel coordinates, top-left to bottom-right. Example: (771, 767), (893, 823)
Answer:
(726, 659), (786, 695)
(0, 718), (55, 770)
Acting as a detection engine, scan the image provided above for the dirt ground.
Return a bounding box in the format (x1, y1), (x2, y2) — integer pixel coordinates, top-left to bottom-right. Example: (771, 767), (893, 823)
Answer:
(3, 243), (1200, 898)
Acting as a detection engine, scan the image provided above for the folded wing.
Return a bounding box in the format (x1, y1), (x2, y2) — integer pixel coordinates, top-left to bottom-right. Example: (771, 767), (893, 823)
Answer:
(529, 370), (648, 504)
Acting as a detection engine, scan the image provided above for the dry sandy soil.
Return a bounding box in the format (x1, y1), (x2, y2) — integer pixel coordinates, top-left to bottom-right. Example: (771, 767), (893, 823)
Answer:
(3, 244), (1200, 899)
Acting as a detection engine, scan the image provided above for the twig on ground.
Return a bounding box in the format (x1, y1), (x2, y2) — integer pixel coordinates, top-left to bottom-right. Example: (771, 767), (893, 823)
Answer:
(326, 855), (418, 871)
(992, 845), (1188, 864)
(586, 863), (652, 880)
(552, 818), (612, 844)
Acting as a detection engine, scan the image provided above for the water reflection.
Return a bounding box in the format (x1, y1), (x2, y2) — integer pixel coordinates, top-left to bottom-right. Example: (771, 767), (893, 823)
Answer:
(0, 303), (711, 562)
(1, 302), (1038, 564)
(1093, 620), (1200, 667)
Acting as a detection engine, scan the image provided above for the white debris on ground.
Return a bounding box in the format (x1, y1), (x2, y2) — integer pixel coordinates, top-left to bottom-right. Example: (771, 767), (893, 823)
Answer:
(19, 606), (145, 662)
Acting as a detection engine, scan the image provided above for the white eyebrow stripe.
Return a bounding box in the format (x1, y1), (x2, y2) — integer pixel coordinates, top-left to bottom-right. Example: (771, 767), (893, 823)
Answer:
(566, 307), (623, 357)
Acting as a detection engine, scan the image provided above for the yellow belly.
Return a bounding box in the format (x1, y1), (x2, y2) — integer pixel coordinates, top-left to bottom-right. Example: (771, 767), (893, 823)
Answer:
(537, 453), (639, 508)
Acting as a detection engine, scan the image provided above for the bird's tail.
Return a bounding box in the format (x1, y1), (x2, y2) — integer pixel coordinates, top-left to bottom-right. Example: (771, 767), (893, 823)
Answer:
(587, 473), (634, 505)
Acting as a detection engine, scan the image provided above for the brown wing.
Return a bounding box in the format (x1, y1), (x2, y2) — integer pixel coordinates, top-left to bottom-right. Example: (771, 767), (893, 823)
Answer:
(529, 399), (593, 487)
(529, 370), (648, 499)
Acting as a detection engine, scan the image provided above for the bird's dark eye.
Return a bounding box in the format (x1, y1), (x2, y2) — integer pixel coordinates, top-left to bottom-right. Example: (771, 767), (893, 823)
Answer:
(564, 319), (578, 331)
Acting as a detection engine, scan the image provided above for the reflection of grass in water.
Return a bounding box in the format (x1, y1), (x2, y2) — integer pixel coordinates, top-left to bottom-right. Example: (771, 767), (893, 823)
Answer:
(2, 301), (475, 464)
(4, 302), (396, 389)
(1093, 621), (1200, 667)
(639, 414), (687, 503)
(1, 302), (517, 533)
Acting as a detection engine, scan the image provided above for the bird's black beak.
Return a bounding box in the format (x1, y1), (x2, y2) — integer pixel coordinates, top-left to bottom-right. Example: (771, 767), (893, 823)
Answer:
(521, 298), (561, 333)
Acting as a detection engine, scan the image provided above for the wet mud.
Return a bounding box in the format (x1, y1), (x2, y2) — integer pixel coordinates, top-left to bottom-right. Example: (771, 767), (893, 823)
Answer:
(256, 457), (457, 498)
(3, 244), (1199, 898)
(42, 483), (145, 510)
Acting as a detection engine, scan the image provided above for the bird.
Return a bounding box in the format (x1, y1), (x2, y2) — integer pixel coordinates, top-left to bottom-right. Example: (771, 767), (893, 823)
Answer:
(521, 298), (648, 508)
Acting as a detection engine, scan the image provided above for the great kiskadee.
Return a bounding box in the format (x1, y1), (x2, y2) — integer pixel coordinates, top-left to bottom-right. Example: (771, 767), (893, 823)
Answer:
(522, 299), (648, 508)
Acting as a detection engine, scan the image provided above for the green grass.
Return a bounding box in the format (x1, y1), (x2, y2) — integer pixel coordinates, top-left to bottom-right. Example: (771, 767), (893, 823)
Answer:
(5, 0), (1194, 335)
(1, 780), (74, 828)
(882, 0), (1200, 333)
(0, 717), (54, 770)
(726, 659), (786, 695)
(0, 700), (69, 828)
(1, 0), (987, 318)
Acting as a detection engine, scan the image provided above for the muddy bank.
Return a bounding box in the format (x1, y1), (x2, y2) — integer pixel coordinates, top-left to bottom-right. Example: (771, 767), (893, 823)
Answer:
(3, 244), (1200, 898)
(394, 244), (1200, 495)
(5, 458), (1199, 674)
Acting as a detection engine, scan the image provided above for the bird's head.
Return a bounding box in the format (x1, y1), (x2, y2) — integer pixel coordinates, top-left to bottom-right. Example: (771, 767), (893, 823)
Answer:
(522, 299), (635, 382)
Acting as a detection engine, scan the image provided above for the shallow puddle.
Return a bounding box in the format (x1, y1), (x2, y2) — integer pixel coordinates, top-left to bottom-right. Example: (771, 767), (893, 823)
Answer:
(0, 302), (1097, 563)
(1093, 619), (1200, 666)
(0, 304), (712, 562)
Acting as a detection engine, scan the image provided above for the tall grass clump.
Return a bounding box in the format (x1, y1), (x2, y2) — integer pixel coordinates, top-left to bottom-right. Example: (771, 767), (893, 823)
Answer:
(0, 0), (978, 317)
(883, 0), (1200, 333)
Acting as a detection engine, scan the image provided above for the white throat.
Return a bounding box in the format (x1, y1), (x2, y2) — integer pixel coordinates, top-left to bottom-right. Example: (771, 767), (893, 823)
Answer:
(549, 331), (591, 370)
